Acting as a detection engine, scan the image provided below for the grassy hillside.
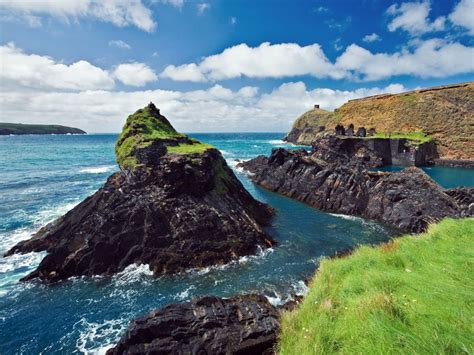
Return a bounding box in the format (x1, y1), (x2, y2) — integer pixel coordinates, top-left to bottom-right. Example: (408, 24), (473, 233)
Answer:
(115, 103), (212, 168)
(285, 82), (474, 159)
(0, 123), (85, 135)
(279, 218), (474, 354)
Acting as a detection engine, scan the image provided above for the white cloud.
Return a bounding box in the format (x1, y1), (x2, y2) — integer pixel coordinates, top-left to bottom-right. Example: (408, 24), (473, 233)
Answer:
(161, 63), (207, 82)
(387, 1), (445, 36)
(362, 33), (381, 43)
(0, 80), (406, 133)
(0, 43), (114, 91)
(449, 0), (474, 35)
(161, 42), (336, 82)
(197, 3), (210, 15)
(108, 40), (131, 50)
(161, 40), (474, 82)
(0, 0), (157, 32)
(336, 39), (474, 81)
(113, 63), (158, 87)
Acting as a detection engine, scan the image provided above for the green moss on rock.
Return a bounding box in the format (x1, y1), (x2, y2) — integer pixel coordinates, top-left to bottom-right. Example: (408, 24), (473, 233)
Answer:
(115, 103), (213, 168)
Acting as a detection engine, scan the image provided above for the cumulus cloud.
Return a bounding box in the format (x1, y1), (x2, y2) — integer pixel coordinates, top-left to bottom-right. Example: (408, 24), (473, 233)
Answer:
(362, 33), (381, 43)
(161, 42), (336, 82)
(108, 40), (131, 50)
(386, 1), (445, 36)
(336, 39), (474, 81)
(0, 0), (157, 32)
(0, 80), (406, 133)
(160, 40), (474, 82)
(113, 63), (158, 87)
(0, 43), (114, 91)
(449, 0), (474, 35)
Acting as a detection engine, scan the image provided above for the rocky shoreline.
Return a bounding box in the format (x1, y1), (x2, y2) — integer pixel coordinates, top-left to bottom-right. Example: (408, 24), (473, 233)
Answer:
(4, 104), (275, 282)
(238, 146), (473, 233)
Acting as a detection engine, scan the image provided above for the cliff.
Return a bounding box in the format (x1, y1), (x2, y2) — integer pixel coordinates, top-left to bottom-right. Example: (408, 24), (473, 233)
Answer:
(0, 123), (86, 135)
(4, 103), (275, 282)
(285, 82), (474, 160)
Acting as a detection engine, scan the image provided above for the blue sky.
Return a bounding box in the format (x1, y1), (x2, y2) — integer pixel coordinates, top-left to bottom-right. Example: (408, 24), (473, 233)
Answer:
(0, 0), (473, 132)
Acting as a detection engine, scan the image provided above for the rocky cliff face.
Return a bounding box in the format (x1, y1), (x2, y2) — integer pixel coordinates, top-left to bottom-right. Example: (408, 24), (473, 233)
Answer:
(285, 82), (474, 160)
(239, 148), (471, 233)
(4, 103), (275, 282)
(107, 294), (280, 355)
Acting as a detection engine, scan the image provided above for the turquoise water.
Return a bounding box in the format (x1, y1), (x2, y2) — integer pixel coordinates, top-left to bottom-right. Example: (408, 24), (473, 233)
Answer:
(374, 165), (474, 188)
(0, 133), (470, 353)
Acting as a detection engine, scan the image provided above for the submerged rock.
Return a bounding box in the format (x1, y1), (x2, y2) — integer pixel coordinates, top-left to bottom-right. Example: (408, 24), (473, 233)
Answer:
(239, 148), (470, 233)
(4, 103), (275, 282)
(107, 294), (280, 355)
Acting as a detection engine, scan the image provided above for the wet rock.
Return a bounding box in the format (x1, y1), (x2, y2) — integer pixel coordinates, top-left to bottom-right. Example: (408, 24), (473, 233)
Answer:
(239, 149), (470, 233)
(107, 294), (280, 355)
(4, 105), (275, 282)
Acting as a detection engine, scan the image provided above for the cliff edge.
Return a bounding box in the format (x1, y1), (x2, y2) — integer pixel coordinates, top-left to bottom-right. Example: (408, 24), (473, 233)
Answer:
(285, 82), (474, 160)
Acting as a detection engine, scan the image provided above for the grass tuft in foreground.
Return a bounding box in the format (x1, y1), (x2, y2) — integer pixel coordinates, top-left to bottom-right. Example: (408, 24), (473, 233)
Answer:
(279, 218), (474, 354)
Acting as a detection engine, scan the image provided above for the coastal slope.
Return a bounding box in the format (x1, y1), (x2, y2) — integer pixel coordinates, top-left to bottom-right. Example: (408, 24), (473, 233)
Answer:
(4, 103), (275, 282)
(279, 218), (474, 354)
(0, 123), (86, 135)
(285, 82), (474, 160)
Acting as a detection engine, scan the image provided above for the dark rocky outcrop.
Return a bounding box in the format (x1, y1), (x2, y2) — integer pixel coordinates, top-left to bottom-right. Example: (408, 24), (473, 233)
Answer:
(107, 294), (280, 355)
(239, 148), (471, 233)
(4, 104), (275, 282)
(310, 135), (384, 168)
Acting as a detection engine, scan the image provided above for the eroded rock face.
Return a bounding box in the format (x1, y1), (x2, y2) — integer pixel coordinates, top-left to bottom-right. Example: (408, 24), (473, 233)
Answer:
(239, 148), (469, 233)
(107, 294), (280, 355)
(4, 105), (275, 282)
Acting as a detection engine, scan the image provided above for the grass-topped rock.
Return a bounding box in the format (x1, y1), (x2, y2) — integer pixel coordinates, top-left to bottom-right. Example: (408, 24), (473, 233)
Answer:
(5, 104), (275, 282)
(116, 102), (212, 168)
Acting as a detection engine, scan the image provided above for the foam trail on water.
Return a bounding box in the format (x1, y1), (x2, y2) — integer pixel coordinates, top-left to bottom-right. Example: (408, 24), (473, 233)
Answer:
(80, 166), (116, 174)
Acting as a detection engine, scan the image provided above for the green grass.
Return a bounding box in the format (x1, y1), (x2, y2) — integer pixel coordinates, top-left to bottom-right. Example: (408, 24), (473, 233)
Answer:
(400, 94), (417, 102)
(115, 105), (197, 168)
(279, 218), (474, 355)
(0, 123), (85, 135)
(371, 131), (434, 144)
(167, 142), (213, 154)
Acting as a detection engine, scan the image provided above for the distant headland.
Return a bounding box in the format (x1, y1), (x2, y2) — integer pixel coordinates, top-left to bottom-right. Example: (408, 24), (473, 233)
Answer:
(0, 123), (86, 135)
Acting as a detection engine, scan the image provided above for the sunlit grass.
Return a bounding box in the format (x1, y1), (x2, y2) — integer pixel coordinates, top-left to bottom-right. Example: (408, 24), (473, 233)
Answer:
(279, 218), (474, 354)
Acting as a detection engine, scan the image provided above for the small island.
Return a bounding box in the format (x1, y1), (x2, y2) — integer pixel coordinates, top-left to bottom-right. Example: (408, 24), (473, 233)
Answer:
(0, 123), (86, 135)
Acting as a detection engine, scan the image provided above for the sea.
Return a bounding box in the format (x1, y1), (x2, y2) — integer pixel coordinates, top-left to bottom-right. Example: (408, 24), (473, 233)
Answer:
(1, 133), (473, 354)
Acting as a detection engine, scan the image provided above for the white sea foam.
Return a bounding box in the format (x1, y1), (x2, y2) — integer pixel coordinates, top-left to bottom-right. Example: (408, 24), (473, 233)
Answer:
(265, 280), (308, 306)
(0, 251), (45, 274)
(186, 246), (274, 276)
(267, 139), (297, 146)
(112, 263), (154, 286)
(80, 166), (116, 174)
(329, 213), (363, 222)
(75, 317), (127, 355)
(176, 285), (196, 301)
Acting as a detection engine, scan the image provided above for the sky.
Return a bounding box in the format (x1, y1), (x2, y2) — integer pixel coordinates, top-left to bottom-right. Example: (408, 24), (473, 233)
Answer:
(0, 0), (473, 133)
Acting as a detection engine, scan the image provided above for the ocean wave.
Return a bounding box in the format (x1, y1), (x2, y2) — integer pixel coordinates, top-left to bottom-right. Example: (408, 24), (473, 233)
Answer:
(79, 166), (116, 174)
(267, 139), (296, 146)
(186, 246), (274, 276)
(111, 263), (154, 287)
(329, 213), (364, 222)
(265, 280), (308, 306)
(175, 285), (196, 301)
(75, 317), (127, 355)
